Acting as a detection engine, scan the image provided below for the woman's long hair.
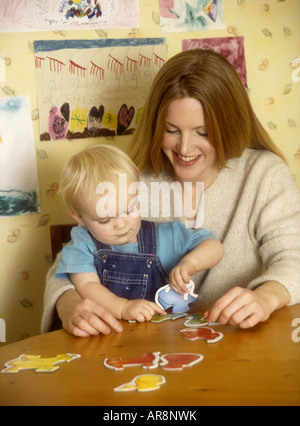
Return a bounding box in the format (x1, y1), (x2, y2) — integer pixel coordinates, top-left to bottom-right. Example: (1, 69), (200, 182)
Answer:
(129, 49), (285, 177)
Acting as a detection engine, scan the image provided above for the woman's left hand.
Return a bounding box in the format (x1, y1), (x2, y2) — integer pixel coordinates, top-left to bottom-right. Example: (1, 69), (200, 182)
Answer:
(204, 282), (289, 328)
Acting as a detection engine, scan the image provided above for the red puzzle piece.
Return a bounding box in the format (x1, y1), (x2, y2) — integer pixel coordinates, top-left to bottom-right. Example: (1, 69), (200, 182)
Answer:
(159, 353), (203, 370)
(104, 352), (160, 371)
(180, 327), (223, 343)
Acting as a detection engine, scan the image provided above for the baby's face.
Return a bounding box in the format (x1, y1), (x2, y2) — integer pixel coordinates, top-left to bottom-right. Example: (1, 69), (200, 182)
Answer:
(77, 190), (141, 246)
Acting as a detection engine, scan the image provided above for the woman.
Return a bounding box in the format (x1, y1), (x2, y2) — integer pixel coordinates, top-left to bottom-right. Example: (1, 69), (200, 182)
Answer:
(42, 49), (300, 336)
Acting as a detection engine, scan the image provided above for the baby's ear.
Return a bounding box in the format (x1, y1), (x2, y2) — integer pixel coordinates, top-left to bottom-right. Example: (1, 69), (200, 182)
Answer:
(68, 208), (84, 226)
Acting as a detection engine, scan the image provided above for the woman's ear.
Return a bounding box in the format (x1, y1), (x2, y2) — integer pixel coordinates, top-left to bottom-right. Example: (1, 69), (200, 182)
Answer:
(68, 208), (85, 227)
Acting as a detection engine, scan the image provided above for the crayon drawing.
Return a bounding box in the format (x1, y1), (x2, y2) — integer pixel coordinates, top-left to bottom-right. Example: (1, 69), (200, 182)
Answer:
(0, 0), (140, 33)
(159, 0), (225, 33)
(34, 38), (166, 141)
(0, 97), (40, 217)
(182, 36), (248, 88)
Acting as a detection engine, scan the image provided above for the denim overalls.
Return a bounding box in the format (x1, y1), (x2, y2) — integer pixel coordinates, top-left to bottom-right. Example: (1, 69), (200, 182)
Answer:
(89, 220), (169, 301)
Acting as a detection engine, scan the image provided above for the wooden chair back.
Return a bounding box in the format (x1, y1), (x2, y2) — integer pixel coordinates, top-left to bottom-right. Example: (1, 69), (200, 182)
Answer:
(50, 224), (76, 262)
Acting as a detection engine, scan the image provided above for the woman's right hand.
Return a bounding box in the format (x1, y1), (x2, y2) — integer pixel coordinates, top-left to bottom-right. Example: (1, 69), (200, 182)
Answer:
(56, 289), (123, 337)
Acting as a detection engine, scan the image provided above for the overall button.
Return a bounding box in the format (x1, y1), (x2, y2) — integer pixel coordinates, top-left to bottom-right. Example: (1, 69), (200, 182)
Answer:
(101, 253), (107, 262)
(146, 258), (153, 268)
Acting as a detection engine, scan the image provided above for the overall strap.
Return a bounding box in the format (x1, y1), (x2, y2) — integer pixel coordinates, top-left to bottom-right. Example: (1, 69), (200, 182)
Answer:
(138, 220), (157, 255)
(88, 232), (110, 251)
(88, 220), (157, 254)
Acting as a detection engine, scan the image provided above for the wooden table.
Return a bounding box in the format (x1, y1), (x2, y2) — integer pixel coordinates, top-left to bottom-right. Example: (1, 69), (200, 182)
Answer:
(0, 305), (299, 406)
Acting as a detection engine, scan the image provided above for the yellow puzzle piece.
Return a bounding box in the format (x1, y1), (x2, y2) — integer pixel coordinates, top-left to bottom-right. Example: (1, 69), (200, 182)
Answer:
(1, 353), (81, 373)
(114, 374), (166, 393)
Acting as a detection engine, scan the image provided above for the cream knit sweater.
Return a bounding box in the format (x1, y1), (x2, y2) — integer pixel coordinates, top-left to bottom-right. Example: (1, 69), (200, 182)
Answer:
(41, 149), (300, 333)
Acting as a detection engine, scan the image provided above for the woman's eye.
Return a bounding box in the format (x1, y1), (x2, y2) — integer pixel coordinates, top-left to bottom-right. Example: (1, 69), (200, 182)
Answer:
(197, 131), (208, 137)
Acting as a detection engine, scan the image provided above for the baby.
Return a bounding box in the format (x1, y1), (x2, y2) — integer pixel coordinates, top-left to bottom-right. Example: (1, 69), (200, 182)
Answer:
(55, 144), (224, 322)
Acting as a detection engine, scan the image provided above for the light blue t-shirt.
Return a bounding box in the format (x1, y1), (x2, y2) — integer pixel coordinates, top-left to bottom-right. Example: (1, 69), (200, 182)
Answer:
(55, 222), (218, 279)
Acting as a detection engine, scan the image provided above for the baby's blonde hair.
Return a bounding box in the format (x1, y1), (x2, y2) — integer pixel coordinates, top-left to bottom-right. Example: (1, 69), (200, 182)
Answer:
(59, 144), (140, 212)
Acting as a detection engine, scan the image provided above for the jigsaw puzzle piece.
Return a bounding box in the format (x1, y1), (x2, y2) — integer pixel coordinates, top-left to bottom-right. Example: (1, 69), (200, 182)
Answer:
(1, 353), (81, 373)
(159, 353), (204, 371)
(184, 314), (220, 327)
(180, 327), (223, 343)
(183, 314), (209, 327)
(114, 374), (166, 392)
(155, 280), (198, 313)
(151, 312), (187, 323)
(104, 352), (160, 371)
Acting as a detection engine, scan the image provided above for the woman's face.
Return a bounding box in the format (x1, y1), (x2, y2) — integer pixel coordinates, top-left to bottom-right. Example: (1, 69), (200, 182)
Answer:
(162, 98), (219, 187)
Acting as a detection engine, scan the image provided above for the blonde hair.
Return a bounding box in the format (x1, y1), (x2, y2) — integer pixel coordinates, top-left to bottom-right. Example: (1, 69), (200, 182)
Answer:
(129, 49), (285, 177)
(59, 144), (139, 212)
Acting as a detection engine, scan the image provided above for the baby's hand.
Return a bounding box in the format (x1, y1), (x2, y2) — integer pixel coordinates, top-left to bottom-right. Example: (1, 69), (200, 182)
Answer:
(121, 299), (166, 322)
(169, 260), (196, 295)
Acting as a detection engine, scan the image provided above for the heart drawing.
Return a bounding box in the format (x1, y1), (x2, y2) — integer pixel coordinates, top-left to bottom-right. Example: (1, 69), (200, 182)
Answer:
(117, 104), (134, 135)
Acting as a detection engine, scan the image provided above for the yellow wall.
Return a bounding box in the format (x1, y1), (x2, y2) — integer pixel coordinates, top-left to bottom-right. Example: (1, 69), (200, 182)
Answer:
(0, 0), (299, 345)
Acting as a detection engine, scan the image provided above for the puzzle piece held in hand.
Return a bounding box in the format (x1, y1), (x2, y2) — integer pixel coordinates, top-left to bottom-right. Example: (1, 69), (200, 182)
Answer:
(104, 352), (160, 371)
(1, 353), (81, 373)
(155, 280), (198, 313)
(114, 374), (166, 392)
(180, 327), (223, 343)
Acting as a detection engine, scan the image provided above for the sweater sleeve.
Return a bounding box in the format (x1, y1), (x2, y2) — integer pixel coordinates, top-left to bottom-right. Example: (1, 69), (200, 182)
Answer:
(41, 226), (98, 333)
(41, 255), (75, 334)
(247, 160), (300, 305)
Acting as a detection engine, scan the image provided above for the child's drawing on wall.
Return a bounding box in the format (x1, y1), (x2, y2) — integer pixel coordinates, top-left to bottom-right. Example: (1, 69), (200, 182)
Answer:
(65, 0), (102, 21)
(0, 96), (40, 217)
(159, 0), (225, 33)
(87, 105), (104, 135)
(34, 38), (166, 141)
(183, 36), (248, 88)
(49, 104), (69, 140)
(0, 0), (140, 32)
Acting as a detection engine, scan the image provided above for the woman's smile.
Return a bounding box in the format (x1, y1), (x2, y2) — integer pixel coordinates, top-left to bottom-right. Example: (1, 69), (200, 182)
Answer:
(174, 152), (202, 166)
(162, 98), (219, 187)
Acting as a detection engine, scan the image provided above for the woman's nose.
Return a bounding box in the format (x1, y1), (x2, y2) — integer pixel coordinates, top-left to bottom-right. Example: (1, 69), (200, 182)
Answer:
(177, 132), (190, 154)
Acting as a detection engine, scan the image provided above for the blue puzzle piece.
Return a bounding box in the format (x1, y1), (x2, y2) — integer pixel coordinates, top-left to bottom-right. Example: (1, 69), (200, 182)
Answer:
(155, 281), (198, 313)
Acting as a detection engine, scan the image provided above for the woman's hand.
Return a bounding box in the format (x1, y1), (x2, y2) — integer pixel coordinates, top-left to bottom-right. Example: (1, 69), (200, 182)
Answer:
(56, 289), (123, 337)
(204, 282), (290, 328)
